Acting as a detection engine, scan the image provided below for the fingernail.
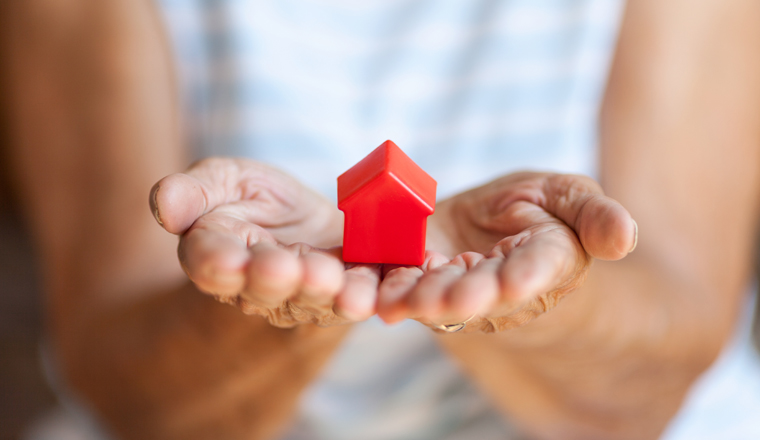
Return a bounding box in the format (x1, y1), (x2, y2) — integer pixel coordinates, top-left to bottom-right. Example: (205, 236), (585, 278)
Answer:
(378, 305), (407, 325)
(629, 219), (638, 254)
(149, 183), (164, 226)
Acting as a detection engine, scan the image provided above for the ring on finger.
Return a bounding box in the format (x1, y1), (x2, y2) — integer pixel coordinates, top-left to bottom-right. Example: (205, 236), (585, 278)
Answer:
(431, 314), (476, 333)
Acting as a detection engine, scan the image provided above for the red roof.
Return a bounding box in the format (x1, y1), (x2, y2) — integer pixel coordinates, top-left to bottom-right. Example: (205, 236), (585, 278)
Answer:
(337, 141), (436, 213)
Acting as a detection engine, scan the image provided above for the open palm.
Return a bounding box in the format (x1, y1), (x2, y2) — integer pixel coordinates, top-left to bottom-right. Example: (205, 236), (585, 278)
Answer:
(150, 158), (379, 327)
(377, 173), (637, 333)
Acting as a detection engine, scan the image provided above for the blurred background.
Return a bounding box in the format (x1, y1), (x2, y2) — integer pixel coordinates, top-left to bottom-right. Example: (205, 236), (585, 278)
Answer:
(0, 146), (58, 437)
(0, 185), (58, 440)
(0, 1), (759, 439)
(0, 2), (57, 436)
(3, 116), (760, 440)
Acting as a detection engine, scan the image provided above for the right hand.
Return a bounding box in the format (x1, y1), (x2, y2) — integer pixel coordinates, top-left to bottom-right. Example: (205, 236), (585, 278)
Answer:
(150, 157), (380, 328)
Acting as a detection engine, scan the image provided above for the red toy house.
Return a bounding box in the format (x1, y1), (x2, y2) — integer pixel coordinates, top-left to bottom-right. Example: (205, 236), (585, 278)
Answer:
(338, 140), (437, 265)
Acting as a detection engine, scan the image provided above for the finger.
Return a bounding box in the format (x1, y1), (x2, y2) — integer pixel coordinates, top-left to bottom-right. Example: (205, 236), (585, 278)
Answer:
(333, 264), (381, 321)
(179, 217), (272, 296)
(288, 247), (345, 313)
(151, 157), (240, 234)
(541, 175), (636, 260)
(406, 252), (484, 322)
(421, 250), (453, 272)
(151, 158), (289, 234)
(492, 227), (585, 313)
(242, 242), (303, 308)
(150, 172), (207, 234)
(376, 251), (450, 324)
(377, 266), (423, 324)
(443, 257), (502, 323)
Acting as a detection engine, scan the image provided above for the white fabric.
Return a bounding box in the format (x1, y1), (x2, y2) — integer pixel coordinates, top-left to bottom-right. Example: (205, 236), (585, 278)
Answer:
(661, 290), (760, 440)
(17, 1), (760, 439)
(20, 1), (750, 439)
(155, 1), (625, 437)
(157, 0), (623, 198)
(283, 318), (518, 440)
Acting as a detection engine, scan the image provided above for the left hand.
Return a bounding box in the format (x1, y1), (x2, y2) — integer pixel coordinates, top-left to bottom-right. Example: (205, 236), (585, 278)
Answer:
(150, 158), (380, 328)
(376, 172), (637, 333)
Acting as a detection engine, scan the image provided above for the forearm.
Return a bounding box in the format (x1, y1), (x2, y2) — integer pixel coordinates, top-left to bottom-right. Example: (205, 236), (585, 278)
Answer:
(62, 281), (349, 440)
(438, 255), (748, 439)
(438, 0), (760, 436)
(3, 1), (348, 438)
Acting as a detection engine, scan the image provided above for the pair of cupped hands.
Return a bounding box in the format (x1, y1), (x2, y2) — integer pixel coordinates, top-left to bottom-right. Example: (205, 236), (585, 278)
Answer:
(150, 158), (637, 333)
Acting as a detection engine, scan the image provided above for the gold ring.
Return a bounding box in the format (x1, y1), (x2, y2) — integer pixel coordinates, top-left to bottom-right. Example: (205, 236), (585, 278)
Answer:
(431, 314), (476, 333)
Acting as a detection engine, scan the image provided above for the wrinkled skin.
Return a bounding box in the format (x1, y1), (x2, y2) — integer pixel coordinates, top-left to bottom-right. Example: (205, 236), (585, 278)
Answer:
(152, 158), (380, 328)
(378, 172), (635, 332)
(151, 159), (636, 332)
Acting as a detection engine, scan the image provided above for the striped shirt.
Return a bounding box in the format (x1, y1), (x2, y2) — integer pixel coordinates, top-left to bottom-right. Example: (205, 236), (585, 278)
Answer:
(156, 0), (622, 199)
(149, 1), (760, 439)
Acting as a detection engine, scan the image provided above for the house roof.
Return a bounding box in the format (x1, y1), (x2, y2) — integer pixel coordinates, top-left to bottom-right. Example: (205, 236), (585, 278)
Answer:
(337, 140), (437, 213)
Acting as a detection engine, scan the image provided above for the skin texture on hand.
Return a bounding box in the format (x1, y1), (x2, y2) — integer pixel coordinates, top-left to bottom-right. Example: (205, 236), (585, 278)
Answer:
(377, 173), (637, 332)
(5, 0), (758, 438)
(153, 159), (636, 335)
(429, 1), (760, 438)
(150, 157), (381, 327)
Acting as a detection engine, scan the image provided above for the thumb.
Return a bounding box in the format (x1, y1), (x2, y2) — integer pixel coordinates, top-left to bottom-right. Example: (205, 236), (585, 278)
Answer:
(150, 157), (257, 234)
(542, 175), (637, 260)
